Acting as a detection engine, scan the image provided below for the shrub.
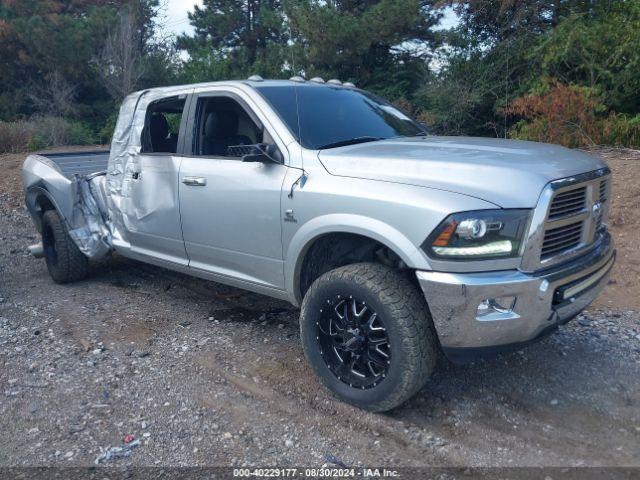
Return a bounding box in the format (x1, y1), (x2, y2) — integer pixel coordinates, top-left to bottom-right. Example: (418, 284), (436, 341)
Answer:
(505, 82), (640, 148)
(0, 117), (95, 154)
(0, 120), (37, 154)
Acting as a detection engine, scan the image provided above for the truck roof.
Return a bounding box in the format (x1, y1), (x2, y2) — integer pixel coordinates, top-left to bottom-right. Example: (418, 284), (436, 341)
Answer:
(131, 78), (355, 97)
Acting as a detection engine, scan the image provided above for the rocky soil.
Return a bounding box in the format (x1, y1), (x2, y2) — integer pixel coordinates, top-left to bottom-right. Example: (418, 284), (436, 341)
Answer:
(0, 147), (639, 468)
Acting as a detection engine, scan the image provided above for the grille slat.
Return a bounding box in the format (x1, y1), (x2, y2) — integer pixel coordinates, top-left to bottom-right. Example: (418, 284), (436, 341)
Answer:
(543, 239), (582, 257)
(544, 233), (582, 248)
(547, 186), (587, 220)
(553, 191), (586, 202)
(596, 179), (608, 230)
(543, 229), (582, 245)
(599, 179), (608, 203)
(543, 225), (582, 240)
(550, 196), (586, 208)
(541, 220), (582, 258)
(549, 206), (584, 218)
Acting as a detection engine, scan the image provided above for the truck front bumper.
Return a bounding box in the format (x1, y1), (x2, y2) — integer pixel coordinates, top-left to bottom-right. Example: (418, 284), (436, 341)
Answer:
(416, 233), (615, 363)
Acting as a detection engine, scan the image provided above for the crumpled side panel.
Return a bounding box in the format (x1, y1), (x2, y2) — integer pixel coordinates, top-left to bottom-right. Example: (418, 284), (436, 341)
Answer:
(106, 92), (144, 247)
(22, 154), (113, 259)
(104, 86), (192, 250)
(68, 174), (112, 258)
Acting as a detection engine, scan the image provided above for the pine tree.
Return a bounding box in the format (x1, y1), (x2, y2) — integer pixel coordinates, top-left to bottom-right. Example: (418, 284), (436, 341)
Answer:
(176, 0), (288, 81)
(286, 0), (442, 98)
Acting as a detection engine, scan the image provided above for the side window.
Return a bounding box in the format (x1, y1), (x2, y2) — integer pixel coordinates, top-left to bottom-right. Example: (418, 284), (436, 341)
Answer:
(192, 96), (262, 158)
(141, 96), (186, 154)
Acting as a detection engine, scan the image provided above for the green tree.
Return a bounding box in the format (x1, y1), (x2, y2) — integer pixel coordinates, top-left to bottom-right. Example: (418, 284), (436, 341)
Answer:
(534, 1), (640, 114)
(0, 0), (168, 126)
(287, 0), (442, 99)
(418, 0), (624, 138)
(176, 0), (289, 82)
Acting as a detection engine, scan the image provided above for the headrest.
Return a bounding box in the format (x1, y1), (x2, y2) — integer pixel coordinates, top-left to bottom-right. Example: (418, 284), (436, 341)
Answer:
(149, 114), (169, 142)
(204, 109), (239, 139)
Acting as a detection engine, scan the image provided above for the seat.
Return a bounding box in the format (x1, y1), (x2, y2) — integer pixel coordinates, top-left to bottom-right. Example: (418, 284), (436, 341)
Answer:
(203, 110), (252, 156)
(149, 114), (177, 153)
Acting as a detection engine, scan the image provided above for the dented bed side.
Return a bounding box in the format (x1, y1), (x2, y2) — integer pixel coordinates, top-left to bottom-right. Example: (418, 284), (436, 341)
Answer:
(22, 154), (112, 259)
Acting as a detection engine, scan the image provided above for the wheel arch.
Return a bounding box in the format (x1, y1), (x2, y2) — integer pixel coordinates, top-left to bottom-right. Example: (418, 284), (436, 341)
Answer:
(25, 186), (65, 233)
(285, 214), (430, 306)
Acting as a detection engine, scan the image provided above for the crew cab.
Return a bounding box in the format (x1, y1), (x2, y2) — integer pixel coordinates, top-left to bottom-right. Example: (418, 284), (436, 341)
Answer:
(22, 77), (615, 411)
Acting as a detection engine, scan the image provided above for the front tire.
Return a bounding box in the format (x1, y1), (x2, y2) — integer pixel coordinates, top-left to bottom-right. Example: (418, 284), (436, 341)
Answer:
(300, 263), (438, 412)
(41, 209), (89, 284)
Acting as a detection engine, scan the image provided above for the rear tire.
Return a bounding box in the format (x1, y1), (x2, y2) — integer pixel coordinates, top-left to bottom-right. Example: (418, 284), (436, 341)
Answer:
(41, 209), (89, 284)
(300, 262), (438, 412)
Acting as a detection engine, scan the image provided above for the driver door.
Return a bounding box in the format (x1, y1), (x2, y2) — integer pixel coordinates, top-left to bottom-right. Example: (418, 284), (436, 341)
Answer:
(178, 90), (288, 289)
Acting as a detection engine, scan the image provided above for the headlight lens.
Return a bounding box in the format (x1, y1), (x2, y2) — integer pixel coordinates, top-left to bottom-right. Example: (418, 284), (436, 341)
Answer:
(424, 209), (531, 260)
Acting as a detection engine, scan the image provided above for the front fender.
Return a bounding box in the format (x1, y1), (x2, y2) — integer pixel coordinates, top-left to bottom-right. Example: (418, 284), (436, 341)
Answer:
(285, 213), (431, 305)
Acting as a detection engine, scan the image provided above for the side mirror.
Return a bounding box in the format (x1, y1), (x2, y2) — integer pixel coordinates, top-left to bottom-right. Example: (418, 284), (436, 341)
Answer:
(229, 143), (283, 164)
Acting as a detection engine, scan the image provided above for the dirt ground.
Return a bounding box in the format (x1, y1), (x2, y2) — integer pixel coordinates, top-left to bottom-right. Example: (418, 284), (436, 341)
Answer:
(0, 146), (639, 469)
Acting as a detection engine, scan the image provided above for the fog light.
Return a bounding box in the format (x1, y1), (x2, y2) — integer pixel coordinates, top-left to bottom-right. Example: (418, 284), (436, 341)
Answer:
(476, 296), (518, 321)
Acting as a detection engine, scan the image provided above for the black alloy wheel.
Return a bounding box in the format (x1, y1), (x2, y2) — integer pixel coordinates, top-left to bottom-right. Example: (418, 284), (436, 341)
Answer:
(317, 295), (391, 389)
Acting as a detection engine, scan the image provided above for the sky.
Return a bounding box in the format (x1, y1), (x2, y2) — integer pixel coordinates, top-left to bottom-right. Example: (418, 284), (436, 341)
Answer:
(159, 0), (202, 38)
(160, 0), (458, 38)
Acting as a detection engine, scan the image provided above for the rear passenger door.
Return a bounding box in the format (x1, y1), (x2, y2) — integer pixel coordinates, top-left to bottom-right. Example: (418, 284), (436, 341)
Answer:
(178, 89), (288, 290)
(122, 93), (191, 266)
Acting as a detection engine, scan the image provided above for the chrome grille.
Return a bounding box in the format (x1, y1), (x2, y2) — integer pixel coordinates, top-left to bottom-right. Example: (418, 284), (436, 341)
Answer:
(541, 221), (583, 259)
(548, 186), (587, 219)
(539, 170), (610, 265)
(520, 168), (611, 272)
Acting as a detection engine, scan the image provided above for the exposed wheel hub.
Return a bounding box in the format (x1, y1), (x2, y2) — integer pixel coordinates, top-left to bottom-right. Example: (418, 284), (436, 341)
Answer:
(316, 296), (391, 389)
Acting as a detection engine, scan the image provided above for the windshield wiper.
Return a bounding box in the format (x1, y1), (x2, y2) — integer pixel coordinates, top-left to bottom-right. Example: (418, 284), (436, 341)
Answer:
(317, 136), (383, 150)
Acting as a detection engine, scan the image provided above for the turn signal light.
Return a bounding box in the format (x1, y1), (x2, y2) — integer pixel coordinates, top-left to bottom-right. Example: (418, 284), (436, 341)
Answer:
(432, 221), (457, 247)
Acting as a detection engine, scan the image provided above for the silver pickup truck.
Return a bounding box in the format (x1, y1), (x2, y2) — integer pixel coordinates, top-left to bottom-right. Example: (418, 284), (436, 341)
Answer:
(22, 77), (615, 411)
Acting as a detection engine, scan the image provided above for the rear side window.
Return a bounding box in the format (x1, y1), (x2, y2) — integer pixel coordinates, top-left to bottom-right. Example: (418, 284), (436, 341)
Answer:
(141, 96), (186, 154)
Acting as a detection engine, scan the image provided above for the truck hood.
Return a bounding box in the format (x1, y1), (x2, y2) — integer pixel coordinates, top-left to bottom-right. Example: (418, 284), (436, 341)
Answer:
(318, 136), (608, 208)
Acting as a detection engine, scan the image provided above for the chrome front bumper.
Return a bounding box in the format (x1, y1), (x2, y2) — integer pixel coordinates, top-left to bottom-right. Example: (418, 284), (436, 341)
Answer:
(417, 233), (615, 362)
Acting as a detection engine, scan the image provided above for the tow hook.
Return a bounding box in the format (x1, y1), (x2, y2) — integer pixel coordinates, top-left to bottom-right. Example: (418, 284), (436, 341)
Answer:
(28, 242), (45, 258)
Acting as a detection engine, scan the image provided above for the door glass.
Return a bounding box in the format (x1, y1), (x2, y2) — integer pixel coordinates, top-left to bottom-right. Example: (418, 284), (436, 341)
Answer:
(141, 96), (186, 154)
(192, 97), (262, 158)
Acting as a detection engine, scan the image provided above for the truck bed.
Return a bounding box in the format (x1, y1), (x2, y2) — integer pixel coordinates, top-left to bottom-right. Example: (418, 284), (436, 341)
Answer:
(41, 150), (110, 178)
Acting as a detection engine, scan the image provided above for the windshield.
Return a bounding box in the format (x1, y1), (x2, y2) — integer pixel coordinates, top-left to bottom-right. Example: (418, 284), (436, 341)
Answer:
(254, 84), (426, 150)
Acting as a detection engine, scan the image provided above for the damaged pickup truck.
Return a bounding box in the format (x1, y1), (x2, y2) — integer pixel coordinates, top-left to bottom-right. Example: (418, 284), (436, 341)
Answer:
(22, 77), (615, 411)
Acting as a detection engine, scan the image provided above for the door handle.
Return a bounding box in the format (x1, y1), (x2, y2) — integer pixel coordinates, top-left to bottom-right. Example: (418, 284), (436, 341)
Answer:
(182, 176), (207, 186)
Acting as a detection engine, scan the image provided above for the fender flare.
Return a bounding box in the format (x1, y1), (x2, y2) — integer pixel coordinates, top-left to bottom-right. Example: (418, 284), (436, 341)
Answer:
(285, 213), (430, 305)
(24, 186), (66, 233)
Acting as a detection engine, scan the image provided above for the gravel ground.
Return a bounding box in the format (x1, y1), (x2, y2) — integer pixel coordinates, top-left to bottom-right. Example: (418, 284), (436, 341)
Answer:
(0, 148), (639, 468)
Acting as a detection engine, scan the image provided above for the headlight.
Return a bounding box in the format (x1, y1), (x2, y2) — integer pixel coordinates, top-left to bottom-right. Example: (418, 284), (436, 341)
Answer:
(423, 209), (531, 260)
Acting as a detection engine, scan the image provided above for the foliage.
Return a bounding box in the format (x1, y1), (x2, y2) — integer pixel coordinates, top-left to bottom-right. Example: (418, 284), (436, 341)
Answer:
(505, 82), (640, 148)
(0, 0), (639, 149)
(0, 0), (172, 129)
(534, 1), (640, 114)
(176, 0), (289, 83)
(0, 120), (35, 154)
(286, 0), (441, 99)
(0, 117), (95, 154)
(419, 0), (640, 146)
